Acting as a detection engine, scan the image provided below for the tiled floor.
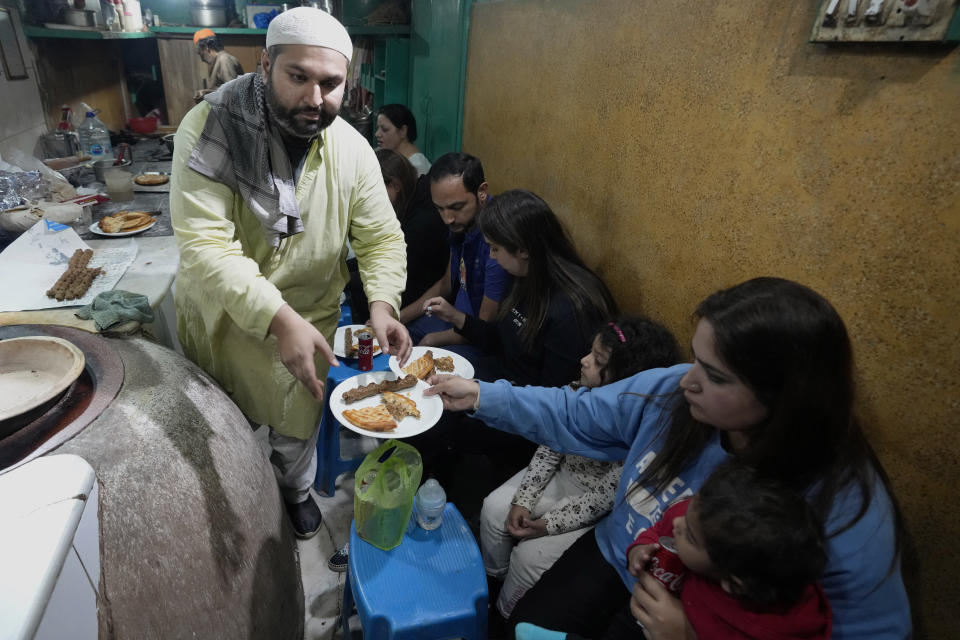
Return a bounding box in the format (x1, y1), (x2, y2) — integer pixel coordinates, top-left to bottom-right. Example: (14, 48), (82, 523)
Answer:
(300, 476), (357, 640)
(253, 427), (377, 640)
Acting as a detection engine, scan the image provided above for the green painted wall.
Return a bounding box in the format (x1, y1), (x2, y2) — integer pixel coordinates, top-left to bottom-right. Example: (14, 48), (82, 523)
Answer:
(409, 0), (471, 159)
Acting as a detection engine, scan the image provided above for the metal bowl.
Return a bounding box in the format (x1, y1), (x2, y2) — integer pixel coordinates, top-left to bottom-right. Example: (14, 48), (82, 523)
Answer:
(190, 7), (227, 26)
(62, 9), (99, 27)
(0, 336), (85, 435)
(93, 158), (132, 183)
(162, 133), (175, 154)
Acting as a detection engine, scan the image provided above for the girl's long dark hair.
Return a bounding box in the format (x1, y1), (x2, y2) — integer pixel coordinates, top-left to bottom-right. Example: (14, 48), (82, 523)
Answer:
(478, 189), (617, 350)
(640, 277), (903, 548)
(376, 148), (417, 222)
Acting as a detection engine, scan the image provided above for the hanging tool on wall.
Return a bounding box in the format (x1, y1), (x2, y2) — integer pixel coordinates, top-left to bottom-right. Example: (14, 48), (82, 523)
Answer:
(823, 0), (842, 26)
(846, 0), (861, 25)
(864, 0), (886, 24)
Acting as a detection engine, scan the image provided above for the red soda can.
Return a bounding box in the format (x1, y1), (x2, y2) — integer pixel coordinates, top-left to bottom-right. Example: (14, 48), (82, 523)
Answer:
(646, 536), (686, 594)
(357, 329), (374, 371)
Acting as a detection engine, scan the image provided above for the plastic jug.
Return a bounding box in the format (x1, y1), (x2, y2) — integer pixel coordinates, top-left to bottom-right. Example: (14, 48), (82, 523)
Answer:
(78, 110), (113, 160)
(122, 0), (144, 31)
(415, 478), (446, 530)
(354, 439), (422, 550)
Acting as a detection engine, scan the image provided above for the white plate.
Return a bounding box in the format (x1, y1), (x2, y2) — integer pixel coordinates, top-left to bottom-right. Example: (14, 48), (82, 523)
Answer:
(333, 324), (381, 359)
(329, 370), (443, 439)
(389, 346), (475, 380)
(90, 218), (156, 237)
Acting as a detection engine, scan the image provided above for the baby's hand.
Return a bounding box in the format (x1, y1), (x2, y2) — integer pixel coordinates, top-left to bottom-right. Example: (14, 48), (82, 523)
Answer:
(627, 543), (660, 577)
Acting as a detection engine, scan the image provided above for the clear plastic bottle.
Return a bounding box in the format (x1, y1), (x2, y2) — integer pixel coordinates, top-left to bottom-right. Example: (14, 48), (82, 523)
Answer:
(77, 110), (113, 160)
(415, 478), (446, 530)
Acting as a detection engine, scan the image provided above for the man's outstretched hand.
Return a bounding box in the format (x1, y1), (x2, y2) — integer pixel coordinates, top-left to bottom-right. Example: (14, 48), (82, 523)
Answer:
(369, 300), (412, 366)
(269, 304), (338, 401)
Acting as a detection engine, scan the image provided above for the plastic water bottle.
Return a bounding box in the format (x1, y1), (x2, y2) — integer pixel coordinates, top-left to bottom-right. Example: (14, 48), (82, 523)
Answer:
(78, 110), (113, 160)
(415, 478), (446, 530)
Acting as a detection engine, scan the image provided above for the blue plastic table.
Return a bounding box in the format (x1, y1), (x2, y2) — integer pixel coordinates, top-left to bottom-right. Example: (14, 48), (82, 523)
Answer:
(343, 503), (488, 639)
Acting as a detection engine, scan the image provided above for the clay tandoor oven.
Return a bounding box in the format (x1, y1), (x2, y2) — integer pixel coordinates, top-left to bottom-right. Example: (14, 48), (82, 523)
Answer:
(0, 325), (304, 639)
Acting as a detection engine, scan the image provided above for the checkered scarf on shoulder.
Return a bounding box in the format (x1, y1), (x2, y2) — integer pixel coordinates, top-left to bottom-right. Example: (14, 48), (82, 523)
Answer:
(186, 72), (303, 248)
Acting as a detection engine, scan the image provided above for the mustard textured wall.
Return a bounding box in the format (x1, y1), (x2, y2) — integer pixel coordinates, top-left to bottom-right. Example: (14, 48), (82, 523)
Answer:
(462, 1), (959, 636)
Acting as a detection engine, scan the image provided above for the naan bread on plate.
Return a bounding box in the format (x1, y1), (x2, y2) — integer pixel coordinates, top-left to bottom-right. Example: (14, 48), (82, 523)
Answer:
(343, 404), (396, 432)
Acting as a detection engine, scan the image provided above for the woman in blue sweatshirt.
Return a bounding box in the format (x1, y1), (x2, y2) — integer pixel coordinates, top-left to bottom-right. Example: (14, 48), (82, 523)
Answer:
(426, 277), (910, 640)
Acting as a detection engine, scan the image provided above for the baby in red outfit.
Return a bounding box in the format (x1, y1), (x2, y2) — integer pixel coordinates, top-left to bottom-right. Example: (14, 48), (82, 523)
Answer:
(626, 462), (833, 639)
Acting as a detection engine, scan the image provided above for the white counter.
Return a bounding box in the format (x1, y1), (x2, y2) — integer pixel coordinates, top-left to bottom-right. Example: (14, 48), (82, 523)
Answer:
(0, 454), (99, 640)
(87, 235), (178, 309)
(0, 234), (179, 338)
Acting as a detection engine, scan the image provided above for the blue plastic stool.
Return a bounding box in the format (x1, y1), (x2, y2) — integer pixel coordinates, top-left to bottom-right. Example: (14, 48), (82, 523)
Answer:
(339, 303), (353, 327)
(342, 503), (488, 640)
(313, 351), (390, 497)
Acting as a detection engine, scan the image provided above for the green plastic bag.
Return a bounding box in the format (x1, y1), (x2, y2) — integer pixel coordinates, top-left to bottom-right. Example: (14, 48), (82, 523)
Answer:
(354, 439), (423, 550)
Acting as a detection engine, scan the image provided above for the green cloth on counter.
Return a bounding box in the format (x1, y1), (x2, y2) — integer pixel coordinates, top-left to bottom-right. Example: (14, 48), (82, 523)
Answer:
(75, 290), (154, 331)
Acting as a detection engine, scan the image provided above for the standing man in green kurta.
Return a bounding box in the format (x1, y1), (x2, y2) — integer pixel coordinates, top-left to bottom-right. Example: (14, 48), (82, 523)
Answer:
(170, 7), (411, 539)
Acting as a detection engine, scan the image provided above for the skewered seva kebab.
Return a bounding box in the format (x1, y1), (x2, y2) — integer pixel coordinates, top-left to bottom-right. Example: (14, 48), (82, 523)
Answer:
(46, 249), (103, 301)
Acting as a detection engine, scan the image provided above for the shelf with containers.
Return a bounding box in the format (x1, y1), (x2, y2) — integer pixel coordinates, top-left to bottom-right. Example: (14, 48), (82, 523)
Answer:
(146, 25), (410, 36)
(350, 0), (475, 159)
(22, 25), (155, 40)
(22, 0), (473, 157)
(22, 24), (411, 40)
(359, 37), (411, 113)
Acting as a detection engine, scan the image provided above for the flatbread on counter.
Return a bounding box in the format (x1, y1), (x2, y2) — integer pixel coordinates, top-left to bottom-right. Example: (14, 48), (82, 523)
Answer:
(99, 211), (154, 233)
(134, 174), (169, 186)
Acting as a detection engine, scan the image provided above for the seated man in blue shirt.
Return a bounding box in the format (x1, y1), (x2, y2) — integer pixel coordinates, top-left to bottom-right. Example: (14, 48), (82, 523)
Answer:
(400, 153), (511, 351)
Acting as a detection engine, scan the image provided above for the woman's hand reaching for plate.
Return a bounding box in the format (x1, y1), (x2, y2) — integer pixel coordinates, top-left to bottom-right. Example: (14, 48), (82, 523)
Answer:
(424, 374), (479, 411)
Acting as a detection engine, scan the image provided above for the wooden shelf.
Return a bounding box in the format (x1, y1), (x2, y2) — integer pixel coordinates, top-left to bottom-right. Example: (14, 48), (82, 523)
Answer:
(25, 24), (409, 41)
(24, 25), (154, 40)
(149, 26), (266, 36)
(151, 24), (409, 36)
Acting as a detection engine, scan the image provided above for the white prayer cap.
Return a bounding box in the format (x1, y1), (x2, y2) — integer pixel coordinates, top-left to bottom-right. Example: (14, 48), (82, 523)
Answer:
(266, 7), (352, 62)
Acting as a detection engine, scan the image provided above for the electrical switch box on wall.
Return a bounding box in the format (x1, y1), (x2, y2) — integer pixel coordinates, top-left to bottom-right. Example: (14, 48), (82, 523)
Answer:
(811, 0), (960, 41)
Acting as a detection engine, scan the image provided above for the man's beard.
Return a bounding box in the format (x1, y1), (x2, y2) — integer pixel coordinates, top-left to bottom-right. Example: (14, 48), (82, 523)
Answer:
(265, 73), (337, 141)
